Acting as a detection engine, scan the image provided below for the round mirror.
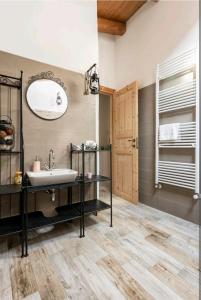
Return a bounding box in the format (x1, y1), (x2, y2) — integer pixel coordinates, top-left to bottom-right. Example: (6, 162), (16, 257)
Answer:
(26, 78), (68, 120)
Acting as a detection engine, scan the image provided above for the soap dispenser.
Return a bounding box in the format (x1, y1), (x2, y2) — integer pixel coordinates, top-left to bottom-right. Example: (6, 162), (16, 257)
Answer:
(33, 156), (40, 172)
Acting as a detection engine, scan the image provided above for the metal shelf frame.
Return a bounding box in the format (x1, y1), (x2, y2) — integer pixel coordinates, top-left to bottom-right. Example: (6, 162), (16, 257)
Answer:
(0, 71), (25, 256)
(0, 76), (113, 259)
(70, 143), (113, 237)
(22, 179), (83, 257)
(21, 144), (112, 257)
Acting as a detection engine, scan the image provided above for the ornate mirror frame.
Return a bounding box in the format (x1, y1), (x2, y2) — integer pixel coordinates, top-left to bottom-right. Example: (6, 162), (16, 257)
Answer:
(26, 71), (68, 121)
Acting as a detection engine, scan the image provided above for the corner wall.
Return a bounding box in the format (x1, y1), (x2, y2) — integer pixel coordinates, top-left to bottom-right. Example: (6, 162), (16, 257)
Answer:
(98, 0), (199, 224)
(139, 84), (199, 224)
(99, 0), (199, 89)
(115, 0), (198, 89)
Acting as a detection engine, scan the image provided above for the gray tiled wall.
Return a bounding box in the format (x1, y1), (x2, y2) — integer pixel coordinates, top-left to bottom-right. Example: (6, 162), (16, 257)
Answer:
(139, 84), (199, 224)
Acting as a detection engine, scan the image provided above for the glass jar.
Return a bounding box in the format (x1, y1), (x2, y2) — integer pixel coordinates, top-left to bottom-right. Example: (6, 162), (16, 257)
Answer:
(14, 171), (22, 185)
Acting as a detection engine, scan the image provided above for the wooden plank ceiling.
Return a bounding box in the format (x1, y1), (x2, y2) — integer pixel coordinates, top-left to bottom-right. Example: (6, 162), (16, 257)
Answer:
(97, 0), (146, 36)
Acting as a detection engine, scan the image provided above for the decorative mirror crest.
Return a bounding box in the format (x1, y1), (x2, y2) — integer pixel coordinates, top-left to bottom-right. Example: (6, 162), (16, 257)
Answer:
(26, 71), (68, 120)
(28, 71), (66, 91)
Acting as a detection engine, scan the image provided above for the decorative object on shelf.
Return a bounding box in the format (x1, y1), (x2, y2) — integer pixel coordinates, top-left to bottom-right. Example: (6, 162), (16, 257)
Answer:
(84, 63), (100, 95)
(0, 115), (15, 151)
(26, 71), (68, 120)
(32, 156), (41, 172)
(14, 171), (22, 185)
(85, 140), (97, 150)
(71, 143), (111, 152)
(86, 172), (93, 179)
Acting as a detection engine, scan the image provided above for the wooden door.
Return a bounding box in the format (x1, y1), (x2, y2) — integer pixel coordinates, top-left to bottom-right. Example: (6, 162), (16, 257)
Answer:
(112, 81), (138, 203)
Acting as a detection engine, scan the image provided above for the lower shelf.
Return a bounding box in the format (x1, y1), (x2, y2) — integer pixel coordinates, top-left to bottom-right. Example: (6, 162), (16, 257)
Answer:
(0, 215), (22, 236)
(0, 200), (111, 236)
(0, 184), (22, 195)
(27, 206), (81, 230)
(74, 199), (111, 214)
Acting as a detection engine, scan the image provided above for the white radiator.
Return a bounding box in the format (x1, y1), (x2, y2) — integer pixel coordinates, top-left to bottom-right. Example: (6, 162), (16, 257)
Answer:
(155, 48), (200, 199)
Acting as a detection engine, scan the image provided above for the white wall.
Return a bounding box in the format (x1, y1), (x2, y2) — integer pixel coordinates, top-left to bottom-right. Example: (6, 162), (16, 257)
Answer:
(99, 0), (199, 89)
(98, 33), (116, 89)
(0, 0), (98, 74)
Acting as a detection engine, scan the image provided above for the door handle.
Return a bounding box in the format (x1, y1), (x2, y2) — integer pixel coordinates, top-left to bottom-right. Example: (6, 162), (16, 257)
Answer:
(128, 138), (136, 148)
(128, 137), (138, 148)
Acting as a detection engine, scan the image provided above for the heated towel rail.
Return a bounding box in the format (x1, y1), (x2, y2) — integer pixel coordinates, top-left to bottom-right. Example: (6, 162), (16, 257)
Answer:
(155, 48), (200, 199)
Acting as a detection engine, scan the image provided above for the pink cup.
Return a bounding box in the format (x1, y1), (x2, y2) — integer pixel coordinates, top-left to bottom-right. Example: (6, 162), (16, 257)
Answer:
(86, 172), (93, 179)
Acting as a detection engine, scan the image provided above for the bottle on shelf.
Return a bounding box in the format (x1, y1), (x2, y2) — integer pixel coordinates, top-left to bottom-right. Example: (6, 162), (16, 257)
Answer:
(14, 171), (22, 185)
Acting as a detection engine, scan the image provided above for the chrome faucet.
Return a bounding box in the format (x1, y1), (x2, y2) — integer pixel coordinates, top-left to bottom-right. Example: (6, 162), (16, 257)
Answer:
(49, 148), (55, 170)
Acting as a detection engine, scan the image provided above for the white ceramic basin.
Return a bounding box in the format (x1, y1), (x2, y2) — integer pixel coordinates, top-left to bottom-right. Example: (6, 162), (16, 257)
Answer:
(27, 169), (78, 186)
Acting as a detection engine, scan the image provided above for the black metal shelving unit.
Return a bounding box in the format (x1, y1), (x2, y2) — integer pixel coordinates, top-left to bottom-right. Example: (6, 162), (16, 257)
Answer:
(0, 72), (24, 256)
(70, 143), (112, 237)
(0, 77), (113, 259)
(22, 142), (112, 256)
(22, 179), (83, 257)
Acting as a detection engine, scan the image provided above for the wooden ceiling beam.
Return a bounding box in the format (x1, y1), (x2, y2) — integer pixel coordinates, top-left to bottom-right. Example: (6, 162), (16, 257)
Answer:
(98, 17), (126, 36)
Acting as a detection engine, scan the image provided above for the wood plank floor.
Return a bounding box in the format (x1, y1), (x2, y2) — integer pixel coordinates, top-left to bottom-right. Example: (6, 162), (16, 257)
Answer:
(0, 195), (199, 300)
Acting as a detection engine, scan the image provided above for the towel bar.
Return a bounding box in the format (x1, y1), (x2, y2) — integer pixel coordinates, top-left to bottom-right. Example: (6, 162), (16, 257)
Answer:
(155, 48), (200, 199)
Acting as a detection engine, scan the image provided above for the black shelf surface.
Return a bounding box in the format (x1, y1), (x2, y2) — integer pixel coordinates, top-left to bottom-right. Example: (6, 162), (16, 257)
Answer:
(0, 215), (22, 236)
(27, 205), (81, 230)
(0, 150), (21, 155)
(23, 180), (79, 193)
(0, 184), (22, 195)
(77, 175), (111, 183)
(74, 199), (111, 214)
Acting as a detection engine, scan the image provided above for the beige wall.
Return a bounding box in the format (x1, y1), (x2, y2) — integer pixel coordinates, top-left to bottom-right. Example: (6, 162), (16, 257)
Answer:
(99, 0), (199, 89)
(0, 51), (96, 217)
(0, 1), (98, 74)
(98, 34), (116, 89)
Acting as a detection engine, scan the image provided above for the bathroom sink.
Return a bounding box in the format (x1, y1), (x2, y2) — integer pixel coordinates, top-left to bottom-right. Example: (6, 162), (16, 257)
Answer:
(26, 169), (78, 186)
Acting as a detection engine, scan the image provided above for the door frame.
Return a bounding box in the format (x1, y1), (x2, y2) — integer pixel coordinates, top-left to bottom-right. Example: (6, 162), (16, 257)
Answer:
(100, 85), (115, 144)
(100, 83), (139, 202)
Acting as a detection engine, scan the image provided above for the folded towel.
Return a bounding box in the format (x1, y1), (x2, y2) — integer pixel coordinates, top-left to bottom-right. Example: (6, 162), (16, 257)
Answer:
(85, 140), (97, 150)
(159, 123), (180, 141)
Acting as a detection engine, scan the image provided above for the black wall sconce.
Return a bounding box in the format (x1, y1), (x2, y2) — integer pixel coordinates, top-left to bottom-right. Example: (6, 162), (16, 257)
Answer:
(84, 63), (100, 95)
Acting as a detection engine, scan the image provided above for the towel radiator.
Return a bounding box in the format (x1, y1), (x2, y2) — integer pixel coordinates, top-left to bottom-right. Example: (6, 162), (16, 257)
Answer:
(155, 48), (200, 199)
